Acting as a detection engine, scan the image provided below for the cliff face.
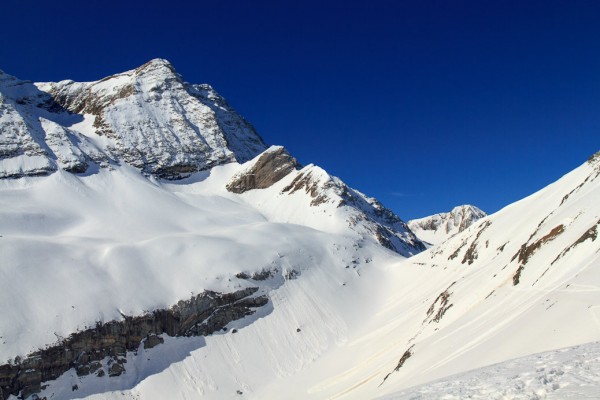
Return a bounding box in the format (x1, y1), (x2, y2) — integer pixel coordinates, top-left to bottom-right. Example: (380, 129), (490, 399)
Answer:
(0, 59), (267, 179)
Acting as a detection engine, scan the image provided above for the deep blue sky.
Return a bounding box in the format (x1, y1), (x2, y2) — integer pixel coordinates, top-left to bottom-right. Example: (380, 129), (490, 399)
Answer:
(2, 0), (599, 219)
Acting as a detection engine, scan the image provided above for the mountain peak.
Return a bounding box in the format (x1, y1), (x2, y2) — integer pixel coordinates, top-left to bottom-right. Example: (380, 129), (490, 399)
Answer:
(408, 204), (487, 246)
(133, 58), (178, 77)
(0, 62), (267, 179)
(138, 58), (173, 68)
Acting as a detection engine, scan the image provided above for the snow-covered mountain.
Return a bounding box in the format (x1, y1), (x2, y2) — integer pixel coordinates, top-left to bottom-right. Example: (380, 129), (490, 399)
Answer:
(0, 59), (266, 179)
(0, 60), (599, 400)
(408, 204), (486, 245)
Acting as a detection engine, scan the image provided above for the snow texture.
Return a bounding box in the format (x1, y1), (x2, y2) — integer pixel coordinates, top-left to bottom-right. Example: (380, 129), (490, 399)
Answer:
(383, 340), (600, 399)
(1, 150), (596, 400)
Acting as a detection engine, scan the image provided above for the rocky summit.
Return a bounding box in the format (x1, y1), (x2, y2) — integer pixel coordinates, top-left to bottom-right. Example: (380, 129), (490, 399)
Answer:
(0, 59), (266, 179)
(408, 204), (487, 245)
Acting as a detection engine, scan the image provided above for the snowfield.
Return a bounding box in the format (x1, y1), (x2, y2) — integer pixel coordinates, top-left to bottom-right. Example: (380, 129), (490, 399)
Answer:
(1, 151), (598, 400)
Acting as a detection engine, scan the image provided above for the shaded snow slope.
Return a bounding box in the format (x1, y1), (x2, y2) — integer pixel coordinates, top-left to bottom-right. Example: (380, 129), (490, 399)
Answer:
(0, 59), (266, 179)
(408, 204), (486, 246)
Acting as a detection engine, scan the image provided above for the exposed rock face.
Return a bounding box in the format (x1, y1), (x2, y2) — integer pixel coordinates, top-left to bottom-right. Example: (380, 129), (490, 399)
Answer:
(224, 147), (425, 256)
(0, 59), (267, 180)
(280, 165), (426, 256)
(0, 287), (268, 400)
(227, 146), (299, 193)
(408, 205), (487, 246)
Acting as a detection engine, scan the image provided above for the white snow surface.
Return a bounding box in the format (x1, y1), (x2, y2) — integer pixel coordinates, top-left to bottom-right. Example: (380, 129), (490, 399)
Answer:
(1, 151), (598, 400)
(408, 204), (486, 246)
(382, 340), (600, 399)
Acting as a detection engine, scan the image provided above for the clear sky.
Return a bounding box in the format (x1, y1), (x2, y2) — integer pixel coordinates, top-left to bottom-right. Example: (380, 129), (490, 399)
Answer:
(2, 0), (599, 220)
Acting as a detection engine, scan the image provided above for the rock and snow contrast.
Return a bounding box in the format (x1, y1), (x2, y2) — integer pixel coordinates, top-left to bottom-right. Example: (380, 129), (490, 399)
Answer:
(408, 205), (487, 246)
(0, 59), (266, 180)
(0, 60), (599, 400)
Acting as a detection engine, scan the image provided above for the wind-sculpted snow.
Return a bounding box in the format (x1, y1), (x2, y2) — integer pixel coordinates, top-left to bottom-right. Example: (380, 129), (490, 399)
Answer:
(0, 59), (266, 179)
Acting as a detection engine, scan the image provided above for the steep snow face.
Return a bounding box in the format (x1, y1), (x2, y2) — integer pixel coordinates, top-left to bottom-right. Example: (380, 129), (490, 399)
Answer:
(408, 204), (486, 245)
(0, 70), (109, 178)
(0, 59), (266, 179)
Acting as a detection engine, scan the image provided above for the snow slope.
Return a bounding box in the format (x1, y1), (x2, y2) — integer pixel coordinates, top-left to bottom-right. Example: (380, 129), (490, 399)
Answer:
(1, 151), (593, 400)
(0, 144), (422, 399)
(368, 151), (600, 397)
(408, 204), (486, 246)
(0, 158), (394, 364)
(383, 340), (600, 399)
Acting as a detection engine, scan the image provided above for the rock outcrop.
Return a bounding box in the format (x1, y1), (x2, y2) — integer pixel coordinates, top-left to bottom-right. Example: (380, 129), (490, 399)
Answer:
(0, 287), (268, 400)
(227, 146), (299, 193)
(282, 166), (426, 256)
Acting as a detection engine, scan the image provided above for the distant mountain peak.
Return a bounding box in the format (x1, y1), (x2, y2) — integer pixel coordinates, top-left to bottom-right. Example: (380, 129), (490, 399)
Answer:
(408, 204), (487, 246)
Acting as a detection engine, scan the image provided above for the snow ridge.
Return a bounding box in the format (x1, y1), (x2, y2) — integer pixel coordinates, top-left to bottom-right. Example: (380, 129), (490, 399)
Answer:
(228, 147), (425, 256)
